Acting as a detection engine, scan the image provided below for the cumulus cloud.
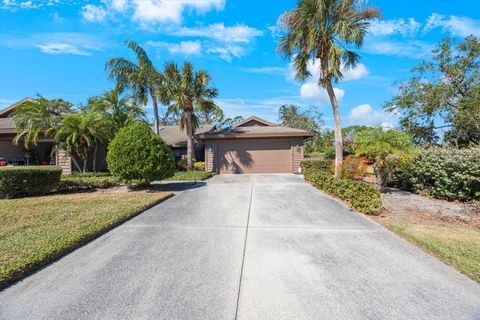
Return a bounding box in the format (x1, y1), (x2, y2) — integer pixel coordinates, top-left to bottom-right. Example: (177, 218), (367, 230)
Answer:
(288, 58), (369, 82)
(369, 18), (421, 37)
(300, 83), (345, 105)
(132, 0), (224, 24)
(207, 44), (245, 62)
(424, 13), (480, 37)
(146, 40), (201, 55)
(171, 23), (263, 43)
(81, 4), (107, 22)
(347, 104), (394, 127)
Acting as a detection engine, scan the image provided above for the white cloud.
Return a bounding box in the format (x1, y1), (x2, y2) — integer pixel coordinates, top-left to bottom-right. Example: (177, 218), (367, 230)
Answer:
(171, 23), (263, 43)
(132, 0), (224, 24)
(146, 40), (201, 55)
(288, 58), (369, 82)
(347, 104), (394, 127)
(36, 43), (91, 56)
(207, 44), (244, 62)
(424, 14), (480, 37)
(363, 39), (434, 58)
(300, 82), (345, 105)
(110, 0), (127, 11)
(1, 32), (104, 56)
(369, 18), (421, 37)
(81, 4), (107, 22)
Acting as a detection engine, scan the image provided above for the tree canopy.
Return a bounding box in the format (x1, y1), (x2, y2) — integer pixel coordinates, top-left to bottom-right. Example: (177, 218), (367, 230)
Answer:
(384, 35), (480, 147)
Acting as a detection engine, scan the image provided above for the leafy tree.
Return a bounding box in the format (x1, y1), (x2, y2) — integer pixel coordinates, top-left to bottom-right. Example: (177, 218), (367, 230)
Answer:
(384, 35), (480, 147)
(354, 127), (414, 191)
(278, 0), (381, 177)
(196, 101), (224, 125)
(12, 96), (72, 148)
(107, 122), (175, 187)
(163, 61), (218, 170)
(278, 104), (323, 152)
(86, 89), (146, 130)
(213, 114), (244, 128)
(55, 113), (113, 173)
(105, 40), (163, 135)
(318, 126), (370, 158)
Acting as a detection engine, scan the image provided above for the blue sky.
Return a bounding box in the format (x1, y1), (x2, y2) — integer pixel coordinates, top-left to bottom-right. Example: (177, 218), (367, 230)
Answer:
(1, 0), (479, 128)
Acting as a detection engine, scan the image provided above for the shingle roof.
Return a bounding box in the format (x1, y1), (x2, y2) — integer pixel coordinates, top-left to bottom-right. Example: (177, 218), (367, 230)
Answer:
(0, 98), (34, 118)
(196, 122), (314, 140)
(0, 118), (16, 134)
(159, 124), (216, 147)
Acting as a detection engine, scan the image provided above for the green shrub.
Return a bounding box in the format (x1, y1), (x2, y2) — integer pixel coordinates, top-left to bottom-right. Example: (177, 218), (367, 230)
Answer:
(59, 173), (120, 190)
(176, 156), (197, 171)
(304, 168), (382, 215)
(300, 159), (333, 173)
(390, 146), (480, 201)
(0, 166), (62, 198)
(107, 122), (176, 185)
(193, 161), (205, 171)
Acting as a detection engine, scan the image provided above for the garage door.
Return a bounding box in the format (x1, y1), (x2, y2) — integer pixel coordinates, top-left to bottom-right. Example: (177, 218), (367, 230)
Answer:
(218, 139), (292, 174)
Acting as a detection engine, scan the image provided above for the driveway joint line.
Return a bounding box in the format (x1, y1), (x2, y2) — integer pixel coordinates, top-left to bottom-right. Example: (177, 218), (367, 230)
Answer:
(234, 175), (255, 320)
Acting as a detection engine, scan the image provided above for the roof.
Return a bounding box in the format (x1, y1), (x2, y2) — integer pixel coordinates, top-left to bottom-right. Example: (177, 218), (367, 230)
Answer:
(0, 98), (34, 118)
(196, 116), (314, 140)
(0, 118), (16, 134)
(159, 124), (216, 147)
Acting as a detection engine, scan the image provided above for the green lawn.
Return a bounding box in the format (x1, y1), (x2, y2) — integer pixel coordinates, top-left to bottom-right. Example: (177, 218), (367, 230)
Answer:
(388, 224), (480, 283)
(166, 171), (213, 181)
(0, 191), (172, 288)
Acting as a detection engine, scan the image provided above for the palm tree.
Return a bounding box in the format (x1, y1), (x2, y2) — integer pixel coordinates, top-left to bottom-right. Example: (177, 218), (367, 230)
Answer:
(55, 113), (113, 173)
(87, 89), (146, 129)
(12, 96), (72, 148)
(105, 40), (163, 135)
(354, 127), (414, 191)
(163, 61), (218, 170)
(278, 0), (381, 177)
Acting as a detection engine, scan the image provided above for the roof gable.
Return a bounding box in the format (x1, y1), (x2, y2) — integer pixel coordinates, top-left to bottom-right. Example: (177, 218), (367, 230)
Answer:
(231, 116), (276, 128)
(0, 98), (34, 118)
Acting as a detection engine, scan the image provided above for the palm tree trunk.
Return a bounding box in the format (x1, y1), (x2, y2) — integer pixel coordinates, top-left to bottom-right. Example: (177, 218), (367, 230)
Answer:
(185, 110), (194, 171)
(93, 140), (98, 173)
(151, 96), (160, 135)
(83, 147), (89, 173)
(71, 155), (83, 173)
(325, 81), (343, 178)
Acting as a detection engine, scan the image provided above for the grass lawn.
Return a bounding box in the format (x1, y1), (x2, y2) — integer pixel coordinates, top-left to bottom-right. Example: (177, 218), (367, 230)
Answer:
(166, 171), (213, 181)
(388, 224), (480, 283)
(0, 190), (172, 288)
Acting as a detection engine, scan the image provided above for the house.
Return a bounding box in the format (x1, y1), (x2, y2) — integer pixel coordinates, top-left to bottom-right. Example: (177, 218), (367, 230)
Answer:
(0, 98), (59, 166)
(0, 98), (216, 174)
(157, 125), (216, 161)
(196, 116), (314, 174)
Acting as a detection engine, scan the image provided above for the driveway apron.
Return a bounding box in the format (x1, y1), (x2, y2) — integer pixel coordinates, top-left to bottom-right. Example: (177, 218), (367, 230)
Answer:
(1, 174), (479, 320)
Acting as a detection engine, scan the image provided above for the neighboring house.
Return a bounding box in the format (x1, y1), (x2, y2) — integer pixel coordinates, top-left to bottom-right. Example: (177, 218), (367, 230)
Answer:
(157, 124), (216, 161)
(0, 98), (58, 166)
(0, 98), (216, 174)
(196, 116), (314, 174)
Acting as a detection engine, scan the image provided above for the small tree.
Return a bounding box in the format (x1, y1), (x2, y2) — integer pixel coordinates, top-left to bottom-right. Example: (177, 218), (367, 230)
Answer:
(354, 128), (414, 191)
(107, 122), (175, 187)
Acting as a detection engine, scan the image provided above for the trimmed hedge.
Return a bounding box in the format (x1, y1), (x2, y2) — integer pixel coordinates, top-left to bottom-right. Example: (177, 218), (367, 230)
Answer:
(390, 147), (480, 201)
(0, 166), (62, 198)
(300, 159), (333, 173)
(304, 168), (382, 215)
(59, 173), (120, 190)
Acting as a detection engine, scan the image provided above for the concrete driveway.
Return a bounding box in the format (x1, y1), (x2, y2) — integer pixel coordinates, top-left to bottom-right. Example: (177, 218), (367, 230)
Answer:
(1, 174), (479, 320)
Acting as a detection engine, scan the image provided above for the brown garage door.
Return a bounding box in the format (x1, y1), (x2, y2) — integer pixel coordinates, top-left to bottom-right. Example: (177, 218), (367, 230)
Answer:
(218, 139), (292, 174)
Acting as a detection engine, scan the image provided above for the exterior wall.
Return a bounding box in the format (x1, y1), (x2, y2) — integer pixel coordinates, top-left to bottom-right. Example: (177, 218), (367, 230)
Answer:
(56, 148), (72, 175)
(205, 140), (215, 172)
(291, 137), (304, 173)
(204, 137), (305, 174)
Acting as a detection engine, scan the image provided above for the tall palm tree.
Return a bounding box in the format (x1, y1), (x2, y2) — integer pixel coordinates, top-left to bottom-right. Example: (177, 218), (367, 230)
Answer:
(55, 113), (113, 173)
(87, 89), (146, 129)
(105, 40), (163, 135)
(12, 96), (72, 148)
(163, 61), (218, 170)
(278, 0), (381, 177)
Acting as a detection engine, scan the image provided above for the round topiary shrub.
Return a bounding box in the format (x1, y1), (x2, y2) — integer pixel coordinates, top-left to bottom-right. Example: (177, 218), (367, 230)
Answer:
(107, 122), (176, 186)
